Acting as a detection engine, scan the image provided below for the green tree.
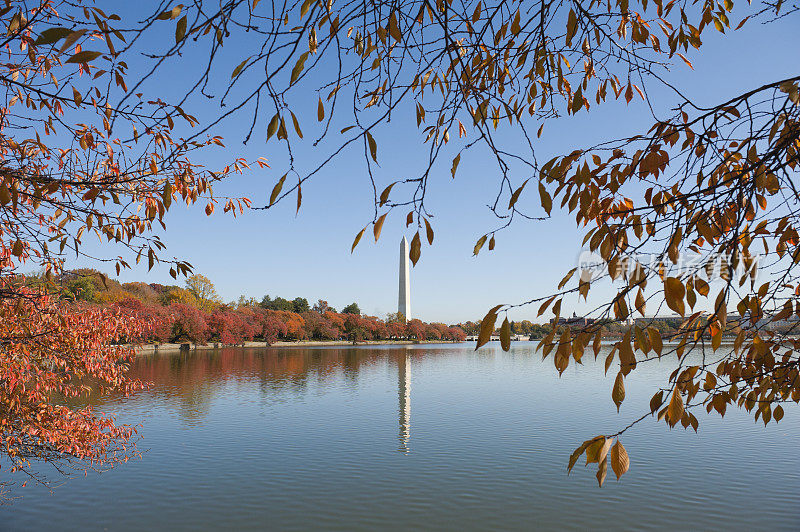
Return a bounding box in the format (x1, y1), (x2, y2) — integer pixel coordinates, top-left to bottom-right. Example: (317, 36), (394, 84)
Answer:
(342, 303), (361, 315)
(292, 297), (310, 313)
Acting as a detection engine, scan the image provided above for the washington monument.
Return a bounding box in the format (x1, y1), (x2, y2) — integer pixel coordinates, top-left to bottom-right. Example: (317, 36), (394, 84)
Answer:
(398, 237), (411, 320)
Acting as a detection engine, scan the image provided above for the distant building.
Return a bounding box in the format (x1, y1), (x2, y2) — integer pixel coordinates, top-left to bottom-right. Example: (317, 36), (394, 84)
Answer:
(634, 315), (683, 328)
(550, 312), (595, 327)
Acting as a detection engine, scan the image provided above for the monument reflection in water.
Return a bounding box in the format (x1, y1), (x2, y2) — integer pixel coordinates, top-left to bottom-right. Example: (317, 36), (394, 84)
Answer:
(397, 352), (411, 453)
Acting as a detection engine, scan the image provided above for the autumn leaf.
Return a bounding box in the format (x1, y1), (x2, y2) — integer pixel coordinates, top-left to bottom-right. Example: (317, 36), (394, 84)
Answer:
(409, 231), (421, 265)
(612, 371), (625, 412)
(373, 213), (387, 241)
(664, 277), (686, 316)
(175, 15), (187, 43)
(351, 227), (366, 253)
(269, 174), (286, 206)
(667, 389), (684, 427)
(65, 51), (102, 64)
(451, 154), (461, 179)
(424, 218), (434, 245)
(476, 305), (503, 349)
(609, 441), (629, 480)
(500, 317), (511, 351)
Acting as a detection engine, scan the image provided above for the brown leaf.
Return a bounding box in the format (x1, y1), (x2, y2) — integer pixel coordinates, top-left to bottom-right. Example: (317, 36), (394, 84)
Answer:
(596, 457), (608, 487)
(451, 154), (461, 178)
(648, 327), (663, 357)
(667, 389), (684, 427)
(409, 231), (421, 266)
(65, 50), (102, 64)
(269, 174), (286, 206)
(476, 305), (503, 350)
(424, 218), (434, 245)
(650, 390), (664, 413)
(473, 235), (487, 256)
(500, 317), (511, 351)
(612, 371), (625, 412)
(366, 131), (378, 162)
(664, 277), (686, 316)
(175, 15), (187, 43)
(373, 213), (387, 242)
(379, 183), (395, 207)
(609, 440), (630, 480)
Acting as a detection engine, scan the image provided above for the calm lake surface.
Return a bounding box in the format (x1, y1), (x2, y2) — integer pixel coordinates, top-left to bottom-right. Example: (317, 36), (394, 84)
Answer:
(3, 343), (800, 531)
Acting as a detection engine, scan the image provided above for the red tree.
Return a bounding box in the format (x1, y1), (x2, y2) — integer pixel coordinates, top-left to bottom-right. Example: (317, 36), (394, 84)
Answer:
(1, 283), (144, 492)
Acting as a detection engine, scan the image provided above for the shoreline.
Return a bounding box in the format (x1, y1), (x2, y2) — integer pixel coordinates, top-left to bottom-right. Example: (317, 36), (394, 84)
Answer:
(134, 339), (467, 354)
(133, 337), (741, 355)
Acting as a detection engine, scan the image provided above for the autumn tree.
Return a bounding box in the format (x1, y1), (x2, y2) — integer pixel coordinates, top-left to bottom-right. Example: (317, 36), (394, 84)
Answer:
(185, 274), (222, 311)
(0, 0), (250, 499)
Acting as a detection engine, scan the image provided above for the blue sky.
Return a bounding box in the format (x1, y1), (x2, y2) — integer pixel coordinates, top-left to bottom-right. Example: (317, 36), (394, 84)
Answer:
(72, 7), (799, 323)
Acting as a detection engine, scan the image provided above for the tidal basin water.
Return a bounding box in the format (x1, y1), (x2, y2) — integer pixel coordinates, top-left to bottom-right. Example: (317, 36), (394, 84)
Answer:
(3, 343), (800, 531)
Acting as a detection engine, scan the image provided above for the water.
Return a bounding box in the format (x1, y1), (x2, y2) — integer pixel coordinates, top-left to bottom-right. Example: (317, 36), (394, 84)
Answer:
(2, 344), (799, 531)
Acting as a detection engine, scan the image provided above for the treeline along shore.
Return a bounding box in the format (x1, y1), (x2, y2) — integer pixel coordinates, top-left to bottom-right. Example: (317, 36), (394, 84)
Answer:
(27, 269), (468, 346)
(21, 269), (709, 350)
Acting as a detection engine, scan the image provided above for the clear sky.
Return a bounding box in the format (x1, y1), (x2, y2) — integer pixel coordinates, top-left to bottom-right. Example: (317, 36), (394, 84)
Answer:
(72, 8), (798, 324)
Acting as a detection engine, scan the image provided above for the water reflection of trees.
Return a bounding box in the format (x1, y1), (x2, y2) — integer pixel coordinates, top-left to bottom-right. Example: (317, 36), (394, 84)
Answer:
(83, 347), (447, 424)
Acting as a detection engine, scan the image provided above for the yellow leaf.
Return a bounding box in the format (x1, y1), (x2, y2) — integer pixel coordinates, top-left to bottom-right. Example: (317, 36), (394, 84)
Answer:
(351, 227), (366, 253)
(609, 440), (629, 480)
(373, 213), (387, 242)
(300, 0), (314, 18)
(648, 327), (663, 357)
(667, 389), (683, 427)
(664, 277), (686, 316)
